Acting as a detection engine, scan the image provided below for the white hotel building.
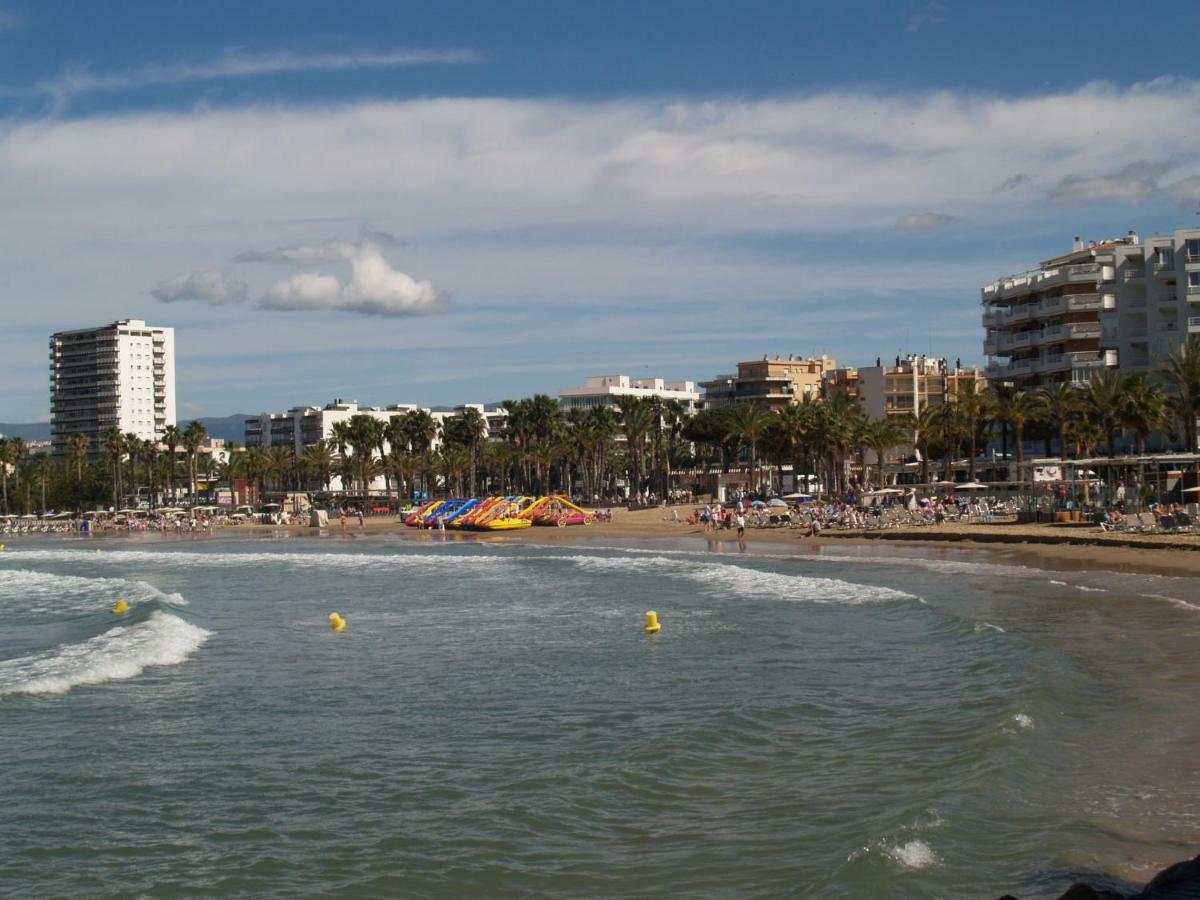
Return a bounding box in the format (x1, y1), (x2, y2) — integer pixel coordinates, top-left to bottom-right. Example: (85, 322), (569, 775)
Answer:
(558, 375), (701, 413)
(49, 319), (176, 456)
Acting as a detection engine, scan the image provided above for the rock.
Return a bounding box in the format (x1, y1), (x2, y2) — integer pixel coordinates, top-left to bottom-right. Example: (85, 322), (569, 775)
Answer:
(1133, 853), (1200, 899)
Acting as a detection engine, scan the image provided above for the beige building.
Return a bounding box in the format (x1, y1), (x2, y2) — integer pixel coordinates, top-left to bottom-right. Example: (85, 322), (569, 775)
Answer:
(701, 356), (836, 410)
(825, 356), (986, 421)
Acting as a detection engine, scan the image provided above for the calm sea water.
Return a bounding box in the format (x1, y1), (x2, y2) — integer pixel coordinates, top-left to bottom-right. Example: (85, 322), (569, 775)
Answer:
(1, 534), (1198, 898)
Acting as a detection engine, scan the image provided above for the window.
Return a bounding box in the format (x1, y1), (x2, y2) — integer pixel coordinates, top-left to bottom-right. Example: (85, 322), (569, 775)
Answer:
(1189, 271), (1200, 289)
(1187, 239), (1200, 263)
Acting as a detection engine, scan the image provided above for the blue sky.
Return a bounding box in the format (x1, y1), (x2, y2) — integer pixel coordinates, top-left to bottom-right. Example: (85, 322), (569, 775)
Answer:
(2, 0), (1199, 420)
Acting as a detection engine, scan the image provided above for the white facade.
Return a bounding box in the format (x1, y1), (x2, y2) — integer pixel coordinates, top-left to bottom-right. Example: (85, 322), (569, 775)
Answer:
(244, 399), (506, 492)
(49, 319), (176, 455)
(1100, 228), (1200, 376)
(558, 375), (700, 412)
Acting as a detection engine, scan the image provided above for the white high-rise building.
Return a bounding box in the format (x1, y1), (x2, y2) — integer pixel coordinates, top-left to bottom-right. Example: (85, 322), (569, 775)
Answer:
(49, 319), (176, 455)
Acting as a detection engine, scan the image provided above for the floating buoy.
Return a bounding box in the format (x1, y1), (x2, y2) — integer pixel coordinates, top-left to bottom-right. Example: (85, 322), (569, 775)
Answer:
(111, 599), (129, 614)
(644, 611), (661, 634)
(329, 612), (346, 632)
(0, 543), (5, 551)
(96, 548), (102, 554)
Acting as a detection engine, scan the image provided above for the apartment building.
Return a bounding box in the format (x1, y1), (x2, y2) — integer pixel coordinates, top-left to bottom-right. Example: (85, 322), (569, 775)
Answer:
(244, 399), (507, 454)
(982, 236), (1123, 389)
(825, 356), (986, 421)
(558, 375), (700, 413)
(699, 356), (835, 410)
(1101, 227), (1200, 374)
(49, 319), (176, 456)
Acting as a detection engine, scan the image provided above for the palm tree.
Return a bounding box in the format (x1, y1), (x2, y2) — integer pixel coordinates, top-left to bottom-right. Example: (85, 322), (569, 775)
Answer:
(35, 453), (51, 514)
(1159, 334), (1200, 451)
(861, 418), (906, 487)
(459, 407), (488, 497)
(0, 437), (12, 514)
(182, 420), (208, 503)
(989, 390), (1039, 469)
(302, 440), (335, 493)
(1120, 374), (1167, 455)
(725, 402), (774, 493)
(1035, 382), (1082, 460)
(616, 396), (655, 499)
(101, 426), (125, 510)
(266, 445), (295, 493)
(162, 424), (181, 501)
(1085, 369), (1129, 458)
(66, 432), (90, 511)
(955, 381), (989, 481)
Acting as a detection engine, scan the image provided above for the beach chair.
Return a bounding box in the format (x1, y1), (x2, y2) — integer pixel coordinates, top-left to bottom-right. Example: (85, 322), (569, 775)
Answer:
(1175, 511), (1196, 534)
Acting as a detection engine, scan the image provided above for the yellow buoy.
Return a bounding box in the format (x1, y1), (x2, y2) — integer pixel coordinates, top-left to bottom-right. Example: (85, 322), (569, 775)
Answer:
(96, 548), (102, 554)
(329, 612), (346, 632)
(111, 599), (129, 614)
(644, 610), (661, 634)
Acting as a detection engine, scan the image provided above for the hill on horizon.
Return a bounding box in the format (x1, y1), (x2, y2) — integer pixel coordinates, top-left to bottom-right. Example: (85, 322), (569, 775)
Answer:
(0, 414), (253, 445)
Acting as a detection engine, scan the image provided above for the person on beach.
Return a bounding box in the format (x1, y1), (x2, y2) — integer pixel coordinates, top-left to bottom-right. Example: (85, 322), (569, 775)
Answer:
(358, 509), (365, 528)
(339, 509), (346, 532)
(735, 511), (746, 540)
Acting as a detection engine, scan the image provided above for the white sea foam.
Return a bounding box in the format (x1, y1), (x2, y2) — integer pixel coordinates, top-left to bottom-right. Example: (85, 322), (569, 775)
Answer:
(0, 568), (186, 614)
(1140, 593), (1200, 612)
(1013, 713), (1035, 730)
(974, 622), (1006, 633)
(555, 554), (916, 605)
(883, 840), (939, 869)
(1074, 585), (1108, 593)
(0, 611), (211, 696)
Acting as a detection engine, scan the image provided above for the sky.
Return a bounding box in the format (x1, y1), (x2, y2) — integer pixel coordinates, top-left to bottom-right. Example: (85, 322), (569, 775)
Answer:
(2, 0), (1199, 421)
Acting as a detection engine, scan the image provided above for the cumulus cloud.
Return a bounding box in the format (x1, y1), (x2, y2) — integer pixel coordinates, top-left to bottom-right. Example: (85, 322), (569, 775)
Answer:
(20, 48), (482, 106)
(152, 269), (247, 305)
(258, 240), (441, 316)
(895, 212), (962, 231)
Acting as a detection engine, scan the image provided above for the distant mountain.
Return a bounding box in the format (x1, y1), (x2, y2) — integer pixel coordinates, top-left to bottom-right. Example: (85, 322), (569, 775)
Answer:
(0, 415), (253, 445)
(183, 414), (255, 444)
(0, 421), (51, 441)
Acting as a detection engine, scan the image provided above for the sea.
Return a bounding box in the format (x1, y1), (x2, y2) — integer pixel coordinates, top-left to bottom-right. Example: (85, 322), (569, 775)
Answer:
(1, 533), (1198, 898)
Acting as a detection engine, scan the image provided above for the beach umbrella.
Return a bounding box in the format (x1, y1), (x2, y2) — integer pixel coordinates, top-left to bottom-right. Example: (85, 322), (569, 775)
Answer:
(767, 498), (788, 507)
(782, 492), (811, 500)
(1183, 486), (1200, 494)
(931, 480), (958, 487)
(750, 500), (767, 508)
(958, 482), (989, 490)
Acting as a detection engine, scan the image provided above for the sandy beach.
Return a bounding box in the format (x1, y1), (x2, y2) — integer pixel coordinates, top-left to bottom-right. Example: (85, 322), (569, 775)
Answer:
(69, 506), (1200, 579)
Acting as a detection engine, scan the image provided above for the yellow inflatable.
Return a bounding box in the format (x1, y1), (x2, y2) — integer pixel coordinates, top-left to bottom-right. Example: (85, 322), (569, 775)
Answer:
(111, 599), (129, 614)
(329, 612), (347, 632)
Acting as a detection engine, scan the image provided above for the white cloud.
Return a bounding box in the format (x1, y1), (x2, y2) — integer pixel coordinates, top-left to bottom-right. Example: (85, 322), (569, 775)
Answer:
(895, 212), (962, 231)
(258, 240), (441, 316)
(18, 48), (482, 105)
(235, 239), (359, 264)
(152, 269), (247, 305)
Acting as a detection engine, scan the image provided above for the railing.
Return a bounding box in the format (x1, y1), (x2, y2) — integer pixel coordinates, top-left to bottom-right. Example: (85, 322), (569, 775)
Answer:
(1189, 317), (1200, 332)
(1123, 268), (1145, 282)
(1152, 257), (1175, 272)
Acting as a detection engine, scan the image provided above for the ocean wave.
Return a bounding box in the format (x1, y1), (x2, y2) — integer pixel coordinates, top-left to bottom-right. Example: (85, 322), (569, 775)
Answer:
(552, 554), (916, 605)
(1013, 713), (1035, 730)
(0, 611), (211, 697)
(0, 568), (187, 614)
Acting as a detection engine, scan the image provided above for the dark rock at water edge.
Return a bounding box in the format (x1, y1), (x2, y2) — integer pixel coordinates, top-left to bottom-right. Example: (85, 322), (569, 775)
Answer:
(999, 853), (1200, 900)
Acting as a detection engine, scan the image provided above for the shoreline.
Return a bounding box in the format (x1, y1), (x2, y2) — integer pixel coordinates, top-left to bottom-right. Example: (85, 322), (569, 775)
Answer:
(15, 507), (1200, 578)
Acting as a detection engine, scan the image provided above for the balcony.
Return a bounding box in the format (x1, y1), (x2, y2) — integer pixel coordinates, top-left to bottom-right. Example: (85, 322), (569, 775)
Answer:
(1152, 256), (1175, 274)
(1122, 268), (1145, 283)
(1190, 317), (1200, 333)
